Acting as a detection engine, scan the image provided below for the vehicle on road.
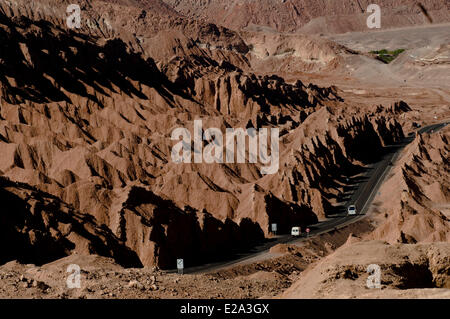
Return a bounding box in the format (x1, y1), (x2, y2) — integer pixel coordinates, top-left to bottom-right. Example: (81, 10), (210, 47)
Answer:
(291, 227), (301, 237)
(347, 205), (357, 216)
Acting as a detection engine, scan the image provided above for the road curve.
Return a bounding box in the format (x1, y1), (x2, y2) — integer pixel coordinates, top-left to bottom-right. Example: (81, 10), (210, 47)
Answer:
(178, 122), (448, 274)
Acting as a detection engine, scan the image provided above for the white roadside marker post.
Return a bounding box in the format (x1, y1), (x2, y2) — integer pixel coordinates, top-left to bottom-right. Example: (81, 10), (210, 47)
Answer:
(271, 223), (277, 235)
(177, 259), (184, 275)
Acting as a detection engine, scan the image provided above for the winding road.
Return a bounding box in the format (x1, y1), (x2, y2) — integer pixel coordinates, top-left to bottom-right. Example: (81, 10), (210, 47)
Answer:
(178, 122), (448, 274)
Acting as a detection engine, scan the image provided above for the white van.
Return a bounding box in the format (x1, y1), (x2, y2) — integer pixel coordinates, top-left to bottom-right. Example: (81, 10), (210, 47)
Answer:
(291, 227), (301, 236)
(347, 205), (357, 216)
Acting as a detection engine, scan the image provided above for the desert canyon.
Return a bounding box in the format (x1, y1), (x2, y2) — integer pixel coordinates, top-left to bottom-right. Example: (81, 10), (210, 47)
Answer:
(0, 0), (449, 299)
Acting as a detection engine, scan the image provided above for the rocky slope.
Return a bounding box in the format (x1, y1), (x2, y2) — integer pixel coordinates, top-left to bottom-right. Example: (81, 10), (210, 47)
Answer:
(163, 0), (450, 34)
(0, 0), (409, 270)
(242, 30), (356, 74)
(281, 240), (450, 298)
(280, 127), (450, 298)
(0, 176), (142, 267)
(368, 127), (450, 243)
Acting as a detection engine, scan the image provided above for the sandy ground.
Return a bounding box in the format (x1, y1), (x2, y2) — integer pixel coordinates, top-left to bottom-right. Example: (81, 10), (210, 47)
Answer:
(0, 218), (375, 299)
(281, 241), (450, 299)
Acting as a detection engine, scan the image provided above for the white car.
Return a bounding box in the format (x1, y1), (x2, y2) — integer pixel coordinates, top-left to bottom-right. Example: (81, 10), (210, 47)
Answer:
(347, 205), (357, 216)
(291, 227), (301, 236)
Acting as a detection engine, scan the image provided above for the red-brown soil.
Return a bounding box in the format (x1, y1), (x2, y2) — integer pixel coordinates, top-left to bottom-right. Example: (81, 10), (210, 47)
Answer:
(0, 0), (448, 299)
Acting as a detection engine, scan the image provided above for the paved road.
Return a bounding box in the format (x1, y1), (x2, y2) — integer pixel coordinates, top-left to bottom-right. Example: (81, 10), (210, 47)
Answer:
(177, 122), (448, 274)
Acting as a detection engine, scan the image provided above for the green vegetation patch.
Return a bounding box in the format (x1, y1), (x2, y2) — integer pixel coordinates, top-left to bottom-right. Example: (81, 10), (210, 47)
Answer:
(370, 48), (405, 64)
